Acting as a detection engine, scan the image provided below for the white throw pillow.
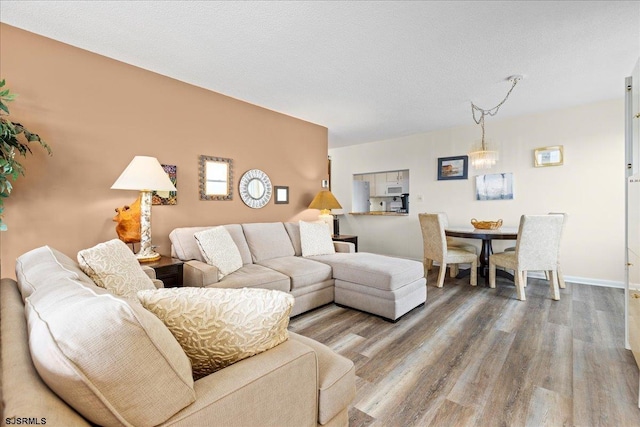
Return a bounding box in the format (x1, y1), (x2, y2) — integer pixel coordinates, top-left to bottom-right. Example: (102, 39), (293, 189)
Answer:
(194, 226), (243, 279)
(299, 220), (336, 257)
(138, 287), (293, 380)
(77, 239), (156, 299)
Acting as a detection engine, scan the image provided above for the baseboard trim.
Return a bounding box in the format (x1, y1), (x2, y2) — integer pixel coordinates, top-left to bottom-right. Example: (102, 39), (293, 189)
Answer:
(525, 271), (625, 289)
(424, 260), (625, 289)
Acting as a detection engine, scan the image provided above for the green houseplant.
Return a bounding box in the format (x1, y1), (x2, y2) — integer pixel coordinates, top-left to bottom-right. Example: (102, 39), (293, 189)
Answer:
(0, 79), (52, 230)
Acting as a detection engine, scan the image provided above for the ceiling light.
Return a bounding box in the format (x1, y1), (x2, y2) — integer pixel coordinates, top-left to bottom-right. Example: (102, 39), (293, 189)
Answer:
(469, 75), (522, 169)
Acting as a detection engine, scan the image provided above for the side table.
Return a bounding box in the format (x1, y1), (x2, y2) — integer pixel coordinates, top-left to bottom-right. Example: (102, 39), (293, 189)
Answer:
(332, 234), (358, 252)
(144, 256), (184, 288)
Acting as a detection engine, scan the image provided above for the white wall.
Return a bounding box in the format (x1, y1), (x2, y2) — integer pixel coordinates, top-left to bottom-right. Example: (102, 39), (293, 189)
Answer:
(329, 99), (625, 286)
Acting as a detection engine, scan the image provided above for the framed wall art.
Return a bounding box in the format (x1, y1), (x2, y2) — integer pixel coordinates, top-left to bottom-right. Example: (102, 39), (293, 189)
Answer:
(152, 164), (177, 205)
(534, 145), (564, 167)
(437, 155), (468, 180)
(274, 186), (289, 204)
(199, 155), (233, 201)
(476, 173), (514, 201)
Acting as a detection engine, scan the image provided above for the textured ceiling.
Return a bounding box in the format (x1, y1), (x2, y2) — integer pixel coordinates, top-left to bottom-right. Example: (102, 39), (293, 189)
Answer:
(1, 1), (639, 148)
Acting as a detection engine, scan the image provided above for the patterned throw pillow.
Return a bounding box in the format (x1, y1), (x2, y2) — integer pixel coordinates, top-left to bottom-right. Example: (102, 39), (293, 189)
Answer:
(77, 239), (156, 299)
(137, 287), (293, 380)
(299, 220), (336, 257)
(194, 226), (243, 279)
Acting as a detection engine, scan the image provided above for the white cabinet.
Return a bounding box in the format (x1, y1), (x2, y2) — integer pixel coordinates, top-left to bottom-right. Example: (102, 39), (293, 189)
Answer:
(375, 174), (387, 196)
(629, 175), (640, 374)
(631, 60), (640, 175)
(386, 171), (403, 183)
(626, 57), (640, 408)
(353, 169), (410, 197)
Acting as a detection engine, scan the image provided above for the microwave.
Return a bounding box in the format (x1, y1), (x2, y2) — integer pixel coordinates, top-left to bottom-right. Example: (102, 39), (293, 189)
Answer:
(385, 184), (403, 195)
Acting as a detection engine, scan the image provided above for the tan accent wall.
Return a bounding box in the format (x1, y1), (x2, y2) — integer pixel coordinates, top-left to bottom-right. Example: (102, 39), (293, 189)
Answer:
(0, 24), (328, 277)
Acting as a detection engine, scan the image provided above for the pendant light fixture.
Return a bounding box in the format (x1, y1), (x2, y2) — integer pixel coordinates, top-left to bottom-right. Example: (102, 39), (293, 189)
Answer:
(469, 75), (522, 169)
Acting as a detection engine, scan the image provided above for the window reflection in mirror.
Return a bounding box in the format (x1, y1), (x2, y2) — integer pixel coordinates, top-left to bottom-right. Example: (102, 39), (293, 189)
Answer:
(247, 178), (265, 199)
(199, 155), (233, 201)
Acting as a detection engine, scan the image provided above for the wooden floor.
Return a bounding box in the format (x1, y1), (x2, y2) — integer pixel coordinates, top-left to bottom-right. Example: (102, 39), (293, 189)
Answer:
(289, 271), (640, 427)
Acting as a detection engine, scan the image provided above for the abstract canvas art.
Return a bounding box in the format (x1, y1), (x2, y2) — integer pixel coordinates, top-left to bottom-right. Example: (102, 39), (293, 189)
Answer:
(152, 164), (177, 205)
(475, 173), (514, 201)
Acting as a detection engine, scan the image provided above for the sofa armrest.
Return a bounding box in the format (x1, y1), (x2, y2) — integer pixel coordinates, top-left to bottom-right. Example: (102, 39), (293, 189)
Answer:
(140, 265), (164, 288)
(183, 260), (219, 287)
(162, 338), (318, 427)
(334, 241), (355, 253)
(290, 332), (355, 425)
(141, 265), (156, 280)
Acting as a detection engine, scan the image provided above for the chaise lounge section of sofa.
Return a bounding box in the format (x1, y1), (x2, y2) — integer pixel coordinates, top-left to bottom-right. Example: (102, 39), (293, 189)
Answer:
(169, 221), (427, 321)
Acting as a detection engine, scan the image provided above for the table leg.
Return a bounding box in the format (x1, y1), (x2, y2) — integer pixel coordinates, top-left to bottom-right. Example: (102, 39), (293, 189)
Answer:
(456, 238), (514, 286)
(479, 239), (492, 285)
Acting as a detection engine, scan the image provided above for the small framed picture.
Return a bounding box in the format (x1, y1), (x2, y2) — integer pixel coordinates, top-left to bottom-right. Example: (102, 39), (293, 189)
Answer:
(274, 186), (289, 204)
(534, 145), (564, 167)
(437, 155), (468, 180)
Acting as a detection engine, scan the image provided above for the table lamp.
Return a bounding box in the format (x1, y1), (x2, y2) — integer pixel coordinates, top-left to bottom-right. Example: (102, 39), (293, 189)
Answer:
(111, 156), (176, 262)
(308, 190), (342, 236)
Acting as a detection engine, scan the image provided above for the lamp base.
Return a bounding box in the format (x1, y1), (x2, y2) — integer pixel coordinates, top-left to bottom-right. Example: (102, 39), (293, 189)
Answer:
(136, 190), (161, 263)
(136, 251), (161, 263)
(318, 213), (334, 235)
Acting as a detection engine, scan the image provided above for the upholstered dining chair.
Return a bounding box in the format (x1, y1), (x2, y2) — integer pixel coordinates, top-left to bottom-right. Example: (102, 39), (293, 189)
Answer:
(503, 212), (568, 288)
(419, 213), (478, 287)
(489, 214), (564, 301)
(423, 212), (477, 277)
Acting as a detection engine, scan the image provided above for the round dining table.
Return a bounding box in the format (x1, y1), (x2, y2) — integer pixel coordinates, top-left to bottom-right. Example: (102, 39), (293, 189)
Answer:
(445, 227), (518, 286)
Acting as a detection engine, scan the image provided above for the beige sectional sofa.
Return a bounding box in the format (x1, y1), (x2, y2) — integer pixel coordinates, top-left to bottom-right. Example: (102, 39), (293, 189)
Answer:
(2, 245), (355, 426)
(169, 221), (427, 321)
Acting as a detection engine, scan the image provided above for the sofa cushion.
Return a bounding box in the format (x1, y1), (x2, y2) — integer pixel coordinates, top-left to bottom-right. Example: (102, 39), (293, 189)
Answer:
(15, 246), (95, 301)
(194, 226), (243, 279)
(217, 263), (291, 292)
(242, 222), (295, 262)
(170, 224), (253, 265)
(138, 287), (293, 380)
(25, 273), (195, 427)
(284, 221), (303, 256)
(300, 221), (336, 257)
(77, 239), (156, 299)
(311, 252), (424, 291)
(258, 256), (333, 290)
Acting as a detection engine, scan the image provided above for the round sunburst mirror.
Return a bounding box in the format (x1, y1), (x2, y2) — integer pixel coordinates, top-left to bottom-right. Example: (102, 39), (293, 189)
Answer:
(239, 169), (272, 208)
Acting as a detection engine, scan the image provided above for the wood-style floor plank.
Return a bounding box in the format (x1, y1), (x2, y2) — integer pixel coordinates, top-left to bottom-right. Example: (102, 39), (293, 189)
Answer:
(289, 271), (640, 427)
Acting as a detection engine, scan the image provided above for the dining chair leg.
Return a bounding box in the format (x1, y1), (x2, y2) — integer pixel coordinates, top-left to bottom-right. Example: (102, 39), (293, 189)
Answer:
(450, 264), (459, 277)
(489, 261), (496, 288)
(470, 259), (477, 286)
(550, 270), (560, 300)
(558, 267), (566, 289)
(437, 263), (447, 288)
(424, 257), (433, 272)
(515, 270), (526, 301)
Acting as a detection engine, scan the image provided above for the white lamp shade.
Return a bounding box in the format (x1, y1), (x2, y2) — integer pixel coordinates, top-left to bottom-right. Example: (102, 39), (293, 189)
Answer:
(111, 156), (176, 191)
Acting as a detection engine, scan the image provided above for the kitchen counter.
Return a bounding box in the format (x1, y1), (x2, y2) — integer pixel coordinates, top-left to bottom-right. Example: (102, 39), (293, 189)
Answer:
(350, 212), (409, 216)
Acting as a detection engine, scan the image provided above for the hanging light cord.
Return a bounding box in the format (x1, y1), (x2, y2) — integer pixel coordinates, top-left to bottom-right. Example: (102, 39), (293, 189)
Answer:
(471, 76), (521, 150)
